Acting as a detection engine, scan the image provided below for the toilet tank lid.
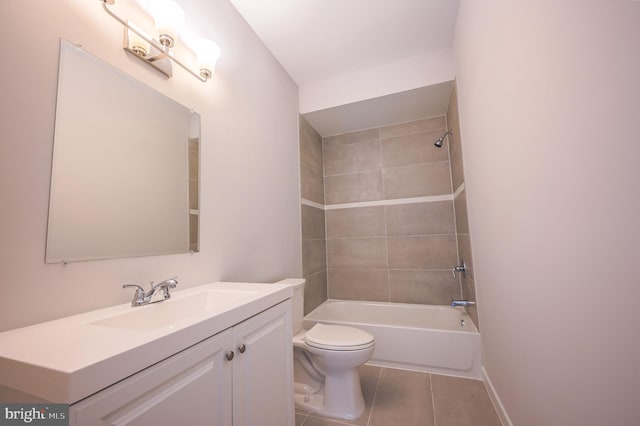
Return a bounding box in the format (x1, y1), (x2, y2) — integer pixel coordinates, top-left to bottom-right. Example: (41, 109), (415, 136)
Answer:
(273, 278), (306, 289)
(305, 324), (374, 348)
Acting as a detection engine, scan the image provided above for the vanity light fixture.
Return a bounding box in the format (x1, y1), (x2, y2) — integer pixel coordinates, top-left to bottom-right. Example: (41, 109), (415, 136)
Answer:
(100, 0), (221, 82)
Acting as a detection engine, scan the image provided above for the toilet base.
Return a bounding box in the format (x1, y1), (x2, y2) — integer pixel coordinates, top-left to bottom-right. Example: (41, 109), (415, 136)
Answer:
(293, 367), (366, 420)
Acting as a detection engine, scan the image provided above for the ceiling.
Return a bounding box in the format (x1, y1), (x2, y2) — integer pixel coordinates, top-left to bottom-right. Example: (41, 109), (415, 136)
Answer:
(228, 0), (460, 136)
(304, 81), (453, 137)
(228, 0), (460, 87)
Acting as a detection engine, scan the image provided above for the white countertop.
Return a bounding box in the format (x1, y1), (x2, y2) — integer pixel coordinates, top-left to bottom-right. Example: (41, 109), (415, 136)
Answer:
(0, 282), (291, 404)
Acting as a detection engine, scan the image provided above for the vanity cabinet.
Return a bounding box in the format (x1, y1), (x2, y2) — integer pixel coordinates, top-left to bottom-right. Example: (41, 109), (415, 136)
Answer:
(69, 301), (293, 426)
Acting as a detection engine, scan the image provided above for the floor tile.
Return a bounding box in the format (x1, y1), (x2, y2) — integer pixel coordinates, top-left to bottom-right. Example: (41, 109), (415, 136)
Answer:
(299, 366), (501, 426)
(368, 368), (435, 426)
(296, 412), (309, 426)
(304, 415), (356, 426)
(431, 374), (501, 426)
(338, 364), (381, 426)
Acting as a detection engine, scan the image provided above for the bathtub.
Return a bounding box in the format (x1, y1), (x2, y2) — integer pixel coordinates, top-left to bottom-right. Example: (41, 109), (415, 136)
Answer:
(303, 299), (482, 379)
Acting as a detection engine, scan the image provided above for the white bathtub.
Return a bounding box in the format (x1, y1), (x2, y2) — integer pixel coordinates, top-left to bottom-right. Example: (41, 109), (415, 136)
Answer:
(303, 299), (482, 379)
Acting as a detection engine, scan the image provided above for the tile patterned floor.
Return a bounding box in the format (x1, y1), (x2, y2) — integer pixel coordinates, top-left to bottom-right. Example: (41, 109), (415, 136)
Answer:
(295, 365), (502, 426)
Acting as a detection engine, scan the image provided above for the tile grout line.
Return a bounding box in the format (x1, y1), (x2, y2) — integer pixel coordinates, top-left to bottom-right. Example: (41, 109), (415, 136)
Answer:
(321, 135), (330, 302)
(299, 412), (309, 426)
(377, 130), (393, 304)
(430, 373), (437, 426)
(365, 367), (384, 426)
(445, 114), (463, 301)
(324, 194), (454, 211)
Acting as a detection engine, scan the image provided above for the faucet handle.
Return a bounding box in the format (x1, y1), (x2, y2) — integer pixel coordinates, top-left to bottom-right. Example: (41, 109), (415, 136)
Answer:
(123, 284), (144, 295)
(123, 284), (145, 306)
(452, 262), (467, 279)
(164, 277), (178, 287)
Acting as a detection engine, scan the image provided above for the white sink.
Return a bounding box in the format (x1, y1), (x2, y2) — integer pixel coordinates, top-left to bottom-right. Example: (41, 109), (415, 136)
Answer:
(0, 281), (292, 404)
(90, 288), (258, 331)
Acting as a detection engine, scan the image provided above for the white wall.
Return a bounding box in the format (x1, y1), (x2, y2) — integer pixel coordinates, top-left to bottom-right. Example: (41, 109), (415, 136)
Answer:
(299, 49), (455, 114)
(454, 1), (640, 424)
(0, 0), (301, 332)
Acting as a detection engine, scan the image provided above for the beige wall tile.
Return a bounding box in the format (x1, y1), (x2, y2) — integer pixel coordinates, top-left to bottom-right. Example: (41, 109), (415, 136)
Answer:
(301, 205), (326, 240)
(460, 283), (478, 324)
(327, 237), (387, 269)
(323, 128), (380, 147)
(388, 235), (458, 269)
(323, 139), (381, 176)
(302, 239), (327, 276)
(379, 116), (446, 139)
(454, 190), (469, 234)
(385, 201), (455, 236)
(189, 179), (198, 210)
(381, 130), (449, 168)
(328, 269), (389, 301)
(461, 276), (479, 330)
(446, 86), (465, 191)
(300, 116), (323, 173)
(457, 233), (474, 279)
(189, 214), (198, 251)
(303, 270), (327, 315)
(389, 270), (461, 304)
(383, 162), (452, 199)
(325, 171), (383, 204)
(431, 374), (501, 426)
(188, 138), (199, 181)
(326, 206), (385, 238)
(300, 163), (325, 204)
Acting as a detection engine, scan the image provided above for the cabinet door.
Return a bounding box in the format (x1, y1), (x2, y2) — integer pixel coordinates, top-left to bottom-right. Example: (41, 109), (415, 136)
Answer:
(232, 301), (293, 426)
(70, 330), (233, 426)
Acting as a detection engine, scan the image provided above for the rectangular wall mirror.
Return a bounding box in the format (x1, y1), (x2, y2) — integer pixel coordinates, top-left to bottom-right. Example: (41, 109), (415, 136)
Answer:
(46, 39), (200, 263)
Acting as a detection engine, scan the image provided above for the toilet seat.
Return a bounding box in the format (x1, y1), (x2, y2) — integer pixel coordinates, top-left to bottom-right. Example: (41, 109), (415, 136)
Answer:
(304, 324), (374, 351)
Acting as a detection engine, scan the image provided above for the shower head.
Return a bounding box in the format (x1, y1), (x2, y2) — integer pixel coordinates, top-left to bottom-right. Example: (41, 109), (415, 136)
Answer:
(434, 130), (453, 148)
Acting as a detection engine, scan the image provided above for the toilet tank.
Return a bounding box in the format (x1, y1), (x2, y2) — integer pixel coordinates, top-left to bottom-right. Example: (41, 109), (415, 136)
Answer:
(273, 278), (306, 334)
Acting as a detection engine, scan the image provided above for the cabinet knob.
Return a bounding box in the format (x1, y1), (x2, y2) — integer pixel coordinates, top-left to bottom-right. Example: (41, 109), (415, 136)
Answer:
(238, 344), (246, 353)
(225, 351), (234, 361)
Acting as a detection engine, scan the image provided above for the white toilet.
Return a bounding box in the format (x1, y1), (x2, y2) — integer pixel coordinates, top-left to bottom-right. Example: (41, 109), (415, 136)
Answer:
(275, 279), (375, 420)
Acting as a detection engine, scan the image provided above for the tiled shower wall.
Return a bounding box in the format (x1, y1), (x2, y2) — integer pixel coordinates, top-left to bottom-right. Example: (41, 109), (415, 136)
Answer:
(299, 116), (328, 314)
(299, 84), (479, 328)
(446, 85), (478, 327)
(322, 117), (463, 306)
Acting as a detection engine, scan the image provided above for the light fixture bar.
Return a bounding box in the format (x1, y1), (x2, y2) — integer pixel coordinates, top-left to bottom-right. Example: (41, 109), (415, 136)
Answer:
(101, 0), (209, 82)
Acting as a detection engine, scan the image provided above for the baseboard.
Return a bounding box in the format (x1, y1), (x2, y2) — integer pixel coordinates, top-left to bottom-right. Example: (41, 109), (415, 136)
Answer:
(482, 366), (513, 426)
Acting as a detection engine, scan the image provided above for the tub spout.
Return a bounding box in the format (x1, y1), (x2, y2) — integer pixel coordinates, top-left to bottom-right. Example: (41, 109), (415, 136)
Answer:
(451, 300), (476, 308)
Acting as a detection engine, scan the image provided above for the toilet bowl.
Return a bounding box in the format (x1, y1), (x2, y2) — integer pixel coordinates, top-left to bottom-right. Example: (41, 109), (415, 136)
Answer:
(293, 323), (374, 419)
(274, 279), (375, 420)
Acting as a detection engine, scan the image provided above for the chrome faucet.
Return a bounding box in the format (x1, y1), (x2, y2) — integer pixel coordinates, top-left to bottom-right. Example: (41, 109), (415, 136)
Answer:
(450, 299), (476, 308)
(123, 277), (178, 307)
(452, 263), (466, 279)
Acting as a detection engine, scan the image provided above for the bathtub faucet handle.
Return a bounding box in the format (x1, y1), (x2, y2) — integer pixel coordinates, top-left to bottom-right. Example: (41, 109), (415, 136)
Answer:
(452, 263), (466, 279)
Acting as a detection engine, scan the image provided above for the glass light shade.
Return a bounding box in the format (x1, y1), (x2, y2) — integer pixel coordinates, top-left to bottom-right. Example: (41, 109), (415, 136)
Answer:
(152, 0), (185, 47)
(195, 39), (221, 78)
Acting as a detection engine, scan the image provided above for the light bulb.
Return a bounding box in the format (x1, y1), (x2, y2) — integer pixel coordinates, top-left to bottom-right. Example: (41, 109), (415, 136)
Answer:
(152, 0), (185, 48)
(195, 39), (221, 79)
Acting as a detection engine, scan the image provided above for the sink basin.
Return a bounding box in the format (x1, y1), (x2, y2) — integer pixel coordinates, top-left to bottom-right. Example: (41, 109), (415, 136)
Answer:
(0, 281), (292, 404)
(91, 288), (258, 331)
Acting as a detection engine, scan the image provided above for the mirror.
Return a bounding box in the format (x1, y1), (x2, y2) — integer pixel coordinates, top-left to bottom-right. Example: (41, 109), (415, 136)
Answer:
(46, 39), (200, 263)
